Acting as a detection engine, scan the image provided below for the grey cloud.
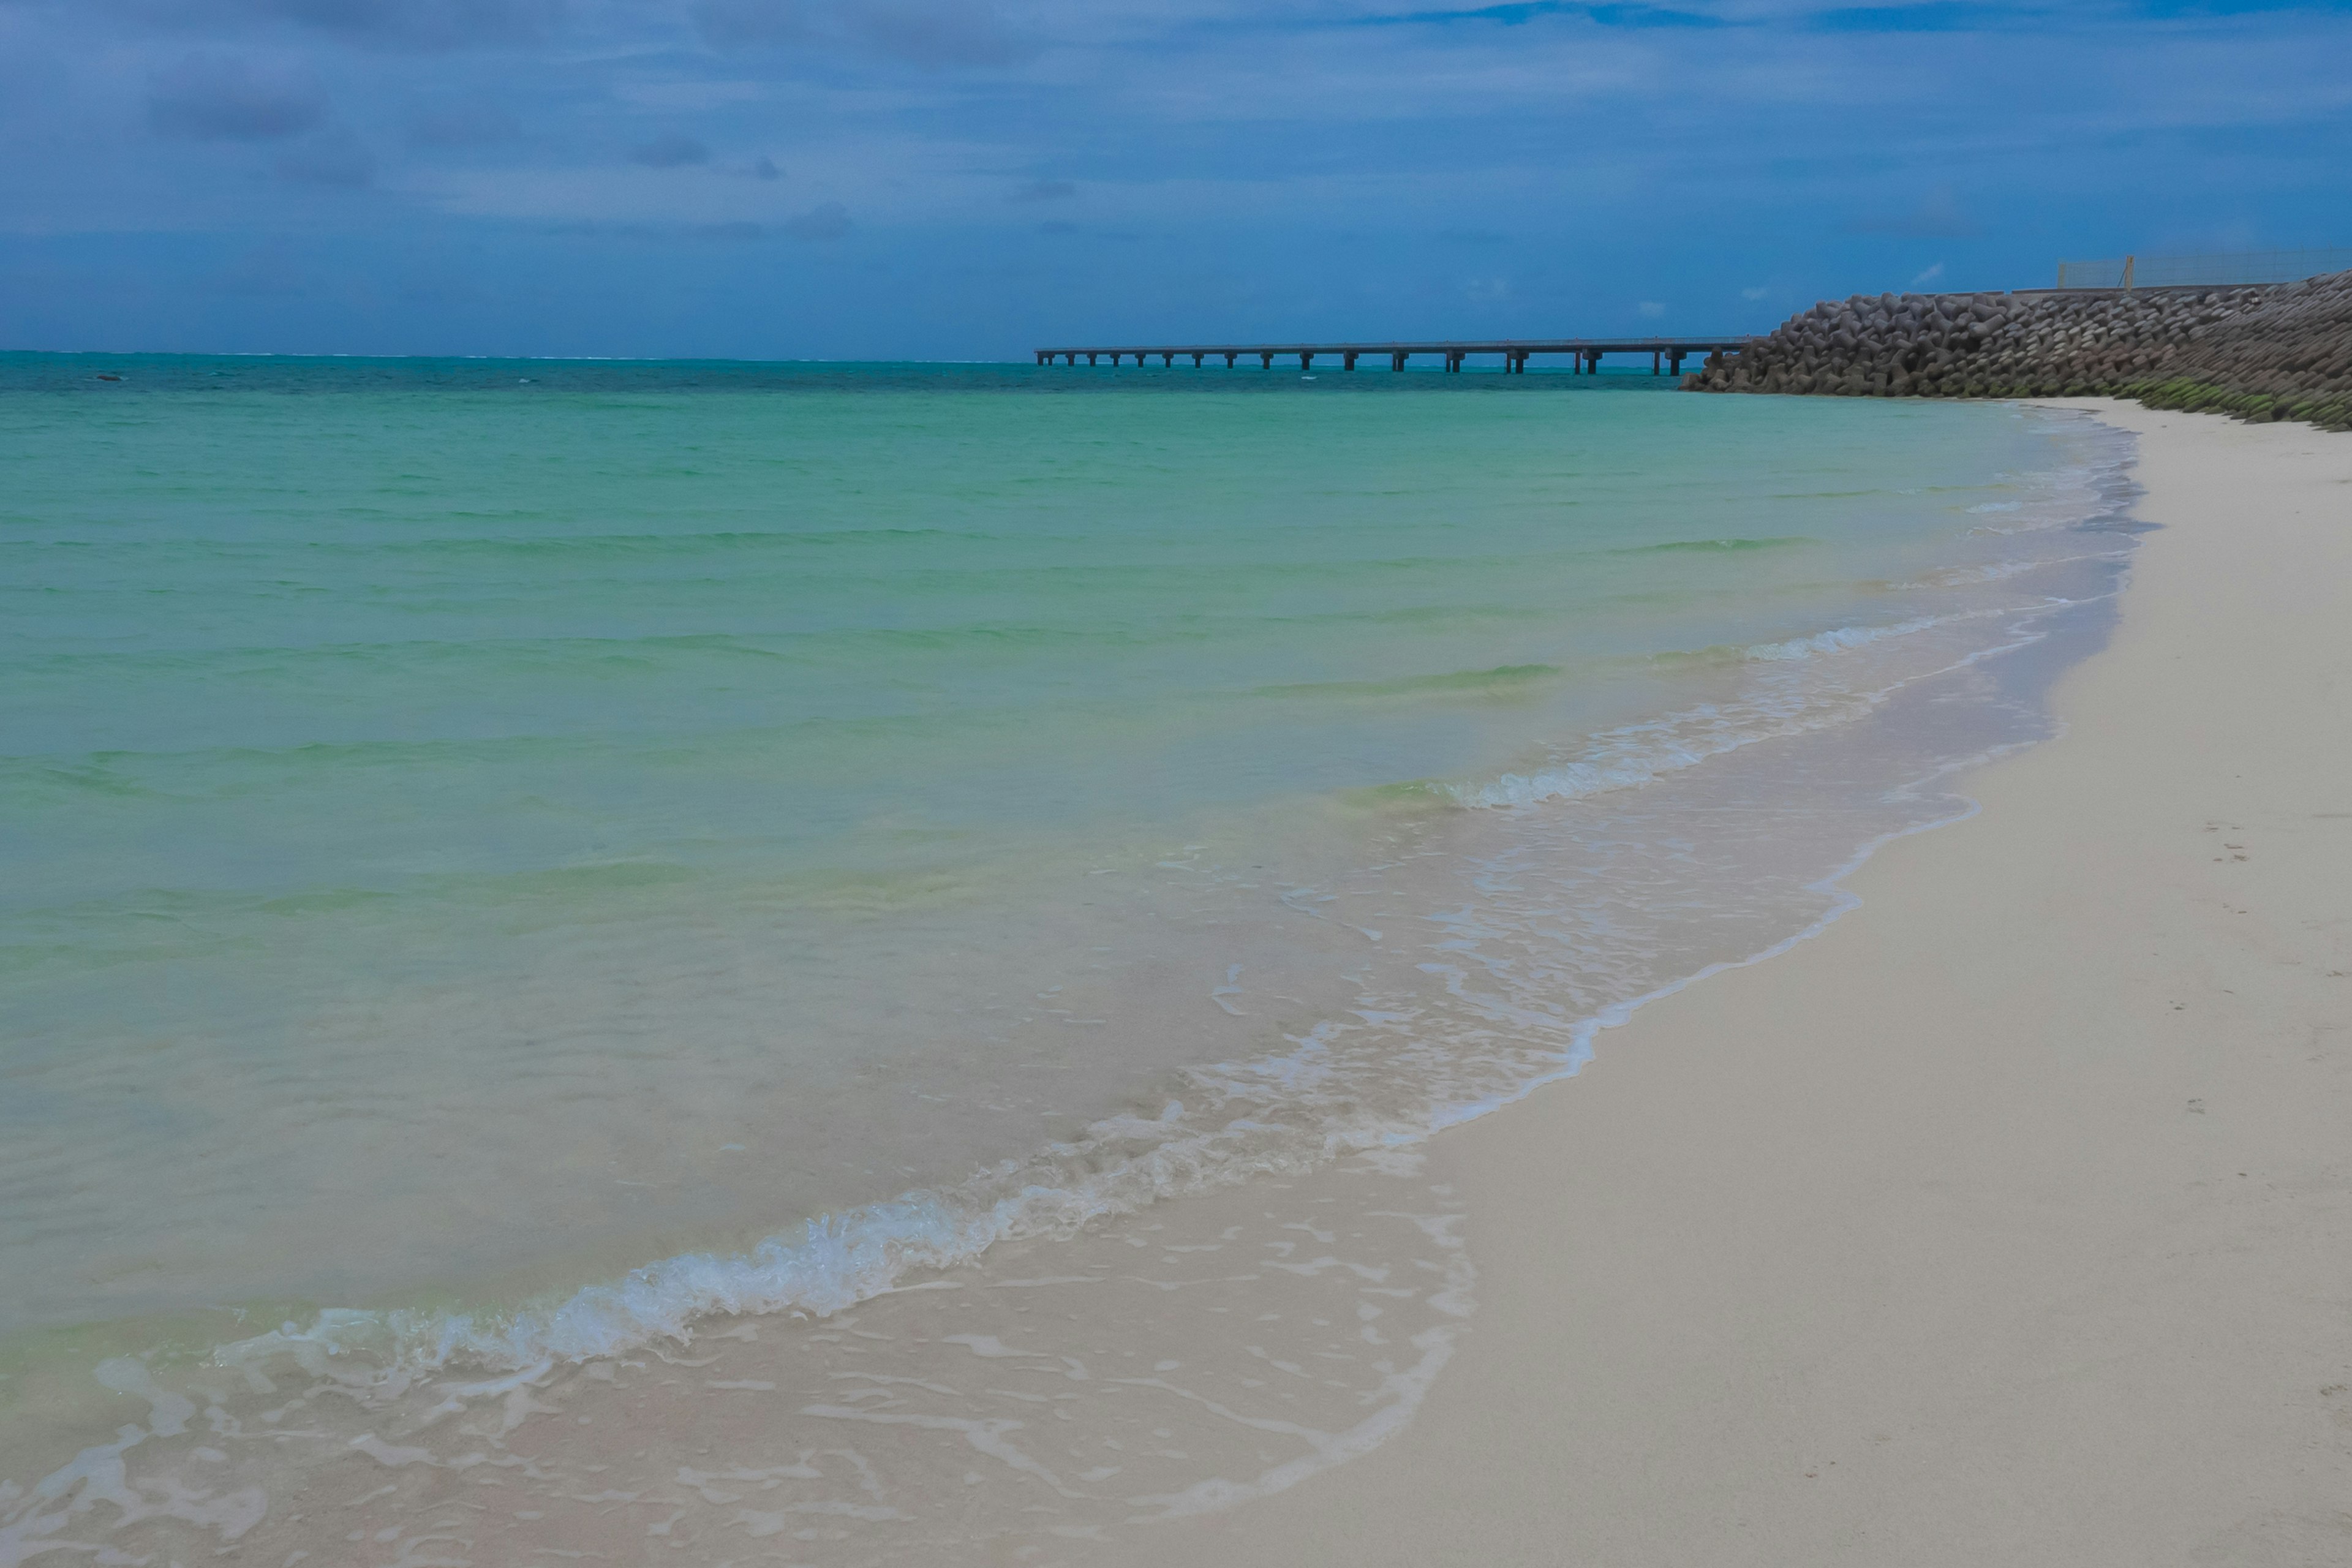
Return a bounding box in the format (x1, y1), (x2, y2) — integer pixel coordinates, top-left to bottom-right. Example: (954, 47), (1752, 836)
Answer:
(782, 201), (851, 240)
(146, 54), (325, 140)
(407, 102), (522, 148)
(276, 128), (376, 185)
(1008, 178), (1074, 202)
(630, 132), (712, 167)
(690, 0), (1035, 67)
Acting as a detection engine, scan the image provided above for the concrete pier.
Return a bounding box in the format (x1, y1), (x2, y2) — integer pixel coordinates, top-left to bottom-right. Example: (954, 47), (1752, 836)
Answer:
(1033, 336), (1753, 374)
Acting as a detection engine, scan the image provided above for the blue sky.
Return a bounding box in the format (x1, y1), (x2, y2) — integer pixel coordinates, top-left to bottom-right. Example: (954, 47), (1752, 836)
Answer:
(2, 0), (2347, 358)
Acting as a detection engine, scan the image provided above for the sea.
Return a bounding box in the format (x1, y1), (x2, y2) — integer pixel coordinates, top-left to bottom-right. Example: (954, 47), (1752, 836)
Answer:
(0, 355), (2138, 1565)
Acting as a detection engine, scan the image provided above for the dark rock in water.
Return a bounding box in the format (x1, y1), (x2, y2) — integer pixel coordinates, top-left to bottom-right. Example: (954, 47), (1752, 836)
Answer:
(96, 374), (123, 382)
(1689, 270), (2352, 432)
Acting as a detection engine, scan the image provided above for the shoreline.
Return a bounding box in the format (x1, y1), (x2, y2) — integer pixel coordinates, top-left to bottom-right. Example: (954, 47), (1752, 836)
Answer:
(1129, 400), (2352, 1564)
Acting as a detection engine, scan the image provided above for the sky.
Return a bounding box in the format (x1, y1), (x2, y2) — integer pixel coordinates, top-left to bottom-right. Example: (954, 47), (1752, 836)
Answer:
(2, 0), (2348, 359)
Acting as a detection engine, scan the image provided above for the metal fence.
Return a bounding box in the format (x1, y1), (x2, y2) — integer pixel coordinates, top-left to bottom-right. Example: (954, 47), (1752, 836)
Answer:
(2056, 249), (2352, 290)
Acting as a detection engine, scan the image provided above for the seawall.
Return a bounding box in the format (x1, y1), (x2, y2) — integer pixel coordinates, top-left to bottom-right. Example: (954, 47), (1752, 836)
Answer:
(1687, 268), (2352, 431)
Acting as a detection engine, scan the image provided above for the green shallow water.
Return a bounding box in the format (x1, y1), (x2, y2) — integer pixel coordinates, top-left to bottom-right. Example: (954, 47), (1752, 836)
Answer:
(1, 358), (2116, 1351)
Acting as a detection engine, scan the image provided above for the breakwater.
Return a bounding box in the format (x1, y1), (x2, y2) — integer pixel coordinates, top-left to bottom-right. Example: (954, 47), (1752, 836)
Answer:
(2133, 267), (2352, 430)
(1687, 268), (2352, 431)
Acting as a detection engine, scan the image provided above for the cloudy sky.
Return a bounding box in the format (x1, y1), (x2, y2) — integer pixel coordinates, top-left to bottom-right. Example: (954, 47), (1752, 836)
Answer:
(2, 0), (2347, 359)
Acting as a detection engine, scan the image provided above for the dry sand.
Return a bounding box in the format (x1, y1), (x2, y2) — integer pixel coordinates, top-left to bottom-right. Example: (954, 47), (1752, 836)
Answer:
(1131, 402), (2352, 1566)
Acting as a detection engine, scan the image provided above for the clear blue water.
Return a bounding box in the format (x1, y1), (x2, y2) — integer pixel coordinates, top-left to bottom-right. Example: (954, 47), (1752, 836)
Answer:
(0, 356), (2138, 1562)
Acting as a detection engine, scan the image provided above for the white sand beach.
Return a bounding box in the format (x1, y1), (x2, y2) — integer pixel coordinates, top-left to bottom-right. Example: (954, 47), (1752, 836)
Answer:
(1133, 402), (2352, 1565)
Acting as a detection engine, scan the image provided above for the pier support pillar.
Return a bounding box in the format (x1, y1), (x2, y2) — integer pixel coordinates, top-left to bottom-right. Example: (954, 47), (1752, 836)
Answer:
(1224, 352), (1237, 368)
(1446, 352), (1463, 372)
(1193, 352), (1204, 367)
(1653, 350), (1662, 375)
(1163, 352), (1174, 367)
(1087, 353), (1098, 366)
(1260, 351), (1274, 369)
(1343, 351), (1357, 371)
(1669, 350), (1686, 376)
(1300, 352), (1314, 371)
(1584, 350), (1602, 374)
(1392, 351), (1408, 371)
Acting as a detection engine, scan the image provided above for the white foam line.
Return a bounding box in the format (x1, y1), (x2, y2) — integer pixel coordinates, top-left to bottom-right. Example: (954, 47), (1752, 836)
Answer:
(1443, 594), (2086, 812)
(1417, 578), (2120, 1138)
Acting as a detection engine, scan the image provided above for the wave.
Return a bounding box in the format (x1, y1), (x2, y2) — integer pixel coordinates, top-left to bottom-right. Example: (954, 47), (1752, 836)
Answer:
(213, 1078), (1398, 1385)
(1438, 606), (2039, 810)
(1741, 614), (1943, 662)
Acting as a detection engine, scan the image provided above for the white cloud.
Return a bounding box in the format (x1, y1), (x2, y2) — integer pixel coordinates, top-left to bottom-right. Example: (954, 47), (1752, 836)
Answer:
(1908, 261), (1945, 289)
(1637, 300), (1665, 318)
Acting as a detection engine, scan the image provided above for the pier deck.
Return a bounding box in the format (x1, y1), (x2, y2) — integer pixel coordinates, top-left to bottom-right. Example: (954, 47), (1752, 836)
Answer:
(1031, 336), (1755, 375)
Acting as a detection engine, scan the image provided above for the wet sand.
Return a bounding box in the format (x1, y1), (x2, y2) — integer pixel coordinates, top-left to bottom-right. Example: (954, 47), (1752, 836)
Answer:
(1132, 402), (2352, 1565)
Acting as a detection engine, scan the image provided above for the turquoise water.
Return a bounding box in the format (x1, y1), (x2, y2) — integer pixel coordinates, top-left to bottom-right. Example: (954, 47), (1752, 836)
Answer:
(0, 358), (2137, 1561)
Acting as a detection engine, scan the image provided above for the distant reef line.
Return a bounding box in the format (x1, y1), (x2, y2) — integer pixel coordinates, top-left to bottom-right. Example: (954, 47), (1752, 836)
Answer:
(1685, 267), (2352, 432)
